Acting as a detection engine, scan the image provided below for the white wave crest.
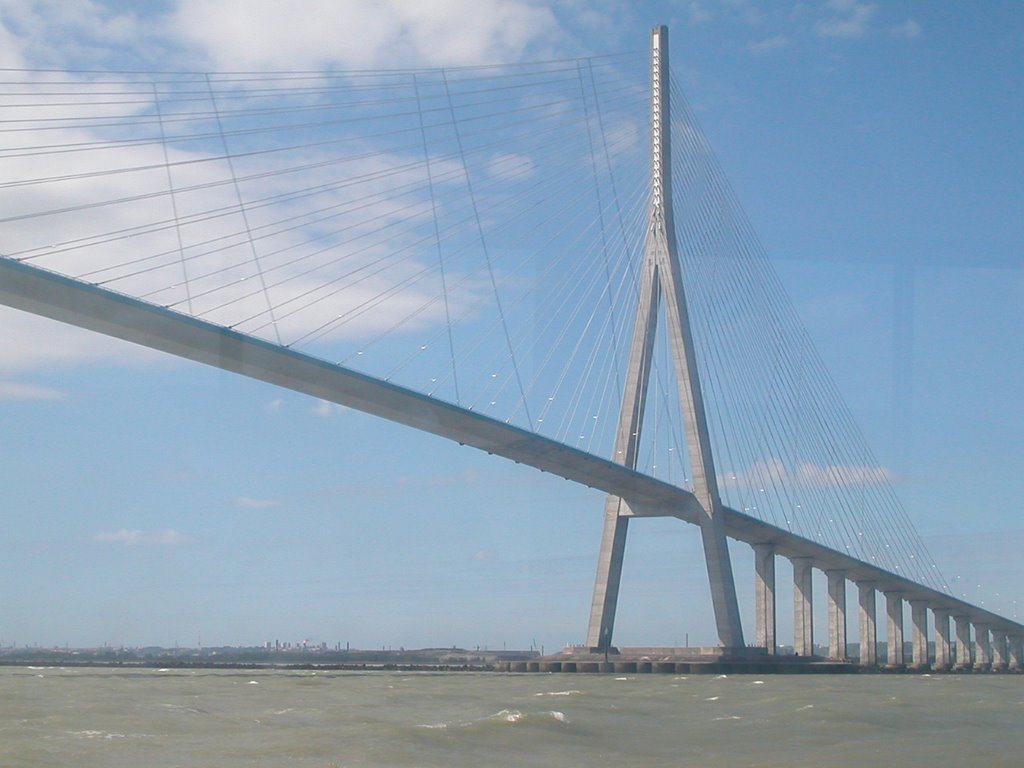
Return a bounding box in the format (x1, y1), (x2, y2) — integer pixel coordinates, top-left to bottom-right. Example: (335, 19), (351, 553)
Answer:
(492, 709), (523, 723)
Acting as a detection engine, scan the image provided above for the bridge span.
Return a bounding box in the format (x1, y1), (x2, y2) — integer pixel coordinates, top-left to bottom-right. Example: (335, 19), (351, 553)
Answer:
(0, 25), (1020, 670)
(2, 253), (1020, 669)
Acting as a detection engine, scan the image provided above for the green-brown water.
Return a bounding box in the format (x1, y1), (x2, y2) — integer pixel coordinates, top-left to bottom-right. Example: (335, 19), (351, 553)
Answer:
(1, 666), (1021, 767)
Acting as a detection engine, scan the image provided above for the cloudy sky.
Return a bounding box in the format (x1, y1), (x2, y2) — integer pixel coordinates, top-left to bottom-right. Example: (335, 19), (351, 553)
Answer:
(1, 0), (1021, 651)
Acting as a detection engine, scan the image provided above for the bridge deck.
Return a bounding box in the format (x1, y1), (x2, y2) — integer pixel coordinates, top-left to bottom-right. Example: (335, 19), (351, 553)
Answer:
(1, 255), (1019, 635)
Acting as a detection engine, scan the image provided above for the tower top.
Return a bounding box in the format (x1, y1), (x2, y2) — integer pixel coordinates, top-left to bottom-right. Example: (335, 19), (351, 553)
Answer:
(649, 24), (671, 228)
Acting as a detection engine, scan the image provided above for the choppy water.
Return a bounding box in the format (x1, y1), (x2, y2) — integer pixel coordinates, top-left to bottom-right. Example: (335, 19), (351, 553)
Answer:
(1, 666), (1021, 767)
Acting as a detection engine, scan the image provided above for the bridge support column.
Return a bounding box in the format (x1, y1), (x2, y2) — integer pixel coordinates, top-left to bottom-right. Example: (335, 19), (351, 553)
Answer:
(858, 582), (877, 667)
(885, 591), (905, 667)
(587, 498), (630, 651)
(826, 570), (847, 661)
(792, 557), (814, 657)
(910, 600), (929, 669)
(953, 616), (972, 670)
(1009, 635), (1023, 671)
(753, 544), (776, 654)
(991, 632), (1008, 671)
(588, 26), (746, 653)
(974, 624), (992, 671)
(932, 609), (952, 670)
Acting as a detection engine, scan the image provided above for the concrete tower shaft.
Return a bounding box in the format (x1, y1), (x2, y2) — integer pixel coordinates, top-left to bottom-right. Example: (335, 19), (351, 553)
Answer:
(587, 26), (745, 651)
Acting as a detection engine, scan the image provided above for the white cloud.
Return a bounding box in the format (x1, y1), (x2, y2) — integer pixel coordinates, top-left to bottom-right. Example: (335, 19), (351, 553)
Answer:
(747, 34), (790, 55)
(686, 2), (711, 26)
(0, 0), (165, 69)
(0, 82), (482, 374)
(0, 0), (606, 397)
(94, 528), (189, 545)
(310, 399), (352, 416)
(794, 461), (891, 486)
(0, 379), (65, 400)
(890, 19), (922, 40)
(728, 457), (892, 489)
(554, 0), (634, 40)
(0, 309), (164, 375)
(720, 0), (765, 27)
(235, 496), (281, 508)
(171, 0), (563, 71)
(0, 5), (28, 68)
(815, 0), (877, 39)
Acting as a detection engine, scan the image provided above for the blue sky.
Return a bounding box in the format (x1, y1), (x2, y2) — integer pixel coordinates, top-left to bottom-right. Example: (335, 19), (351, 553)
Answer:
(0, 0), (1021, 650)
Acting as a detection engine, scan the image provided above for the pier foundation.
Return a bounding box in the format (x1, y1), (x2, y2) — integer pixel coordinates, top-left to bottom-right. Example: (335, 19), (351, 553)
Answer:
(932, 609), (952, 670)
(858, 582), (877, 667)
(974, 624), (992, 671)
(954, 616), (972, 670)
(991, 632), (1008, 671)
(826, 570), (847, 661)
(885, 591), (905, 667)
(792, 557), (814, 656)
(910, 600), (929, 669)
(1009, 635), (1023, 671)
(754, 544), (777, 654)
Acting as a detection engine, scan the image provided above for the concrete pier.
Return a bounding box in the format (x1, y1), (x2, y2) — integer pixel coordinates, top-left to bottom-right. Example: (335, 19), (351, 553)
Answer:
(910, 600), (929, 669)
(885, 591), (905, 667)
(792, 557), (814, 657)
(932, 609), (952, 670)
(974, 624), (992, 671)
(858, 582), (877, 667)
(499, 639), (1024, 674)
(991, 632), (1008, 671)
(826, 570), (847, 660)
(954, 616), (972, 670)
(1010, 636), (1023, 671)
(754, 544), (777, 654)
(523, 646), (854, 675)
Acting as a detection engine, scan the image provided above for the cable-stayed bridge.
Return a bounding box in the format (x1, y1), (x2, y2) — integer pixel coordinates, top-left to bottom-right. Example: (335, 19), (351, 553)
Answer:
(0, 26), (1019, 669)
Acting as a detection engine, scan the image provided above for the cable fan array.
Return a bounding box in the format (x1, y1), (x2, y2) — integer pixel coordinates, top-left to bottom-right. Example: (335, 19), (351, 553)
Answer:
(0, 54), (945, 593)
(1, 57), (649, 445)
(666, 78), (944, 590)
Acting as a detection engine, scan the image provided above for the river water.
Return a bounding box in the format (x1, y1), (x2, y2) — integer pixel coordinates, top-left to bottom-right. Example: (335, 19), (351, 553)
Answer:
(1, 666), (1021, 767)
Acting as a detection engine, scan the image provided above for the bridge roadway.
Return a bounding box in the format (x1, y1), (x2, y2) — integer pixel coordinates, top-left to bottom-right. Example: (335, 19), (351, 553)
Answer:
(2, 256), (1022, 667)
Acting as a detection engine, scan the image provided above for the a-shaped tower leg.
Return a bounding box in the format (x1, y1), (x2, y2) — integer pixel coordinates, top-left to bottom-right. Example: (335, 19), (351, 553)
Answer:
(587, 26), (744, 651)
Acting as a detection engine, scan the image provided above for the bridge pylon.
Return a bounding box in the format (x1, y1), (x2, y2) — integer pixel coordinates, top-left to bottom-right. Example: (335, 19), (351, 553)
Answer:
(586, 26), (745, 651)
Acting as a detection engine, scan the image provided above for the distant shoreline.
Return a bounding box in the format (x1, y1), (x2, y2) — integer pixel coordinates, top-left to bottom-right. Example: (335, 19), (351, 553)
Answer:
(0, 658), (496, 672)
